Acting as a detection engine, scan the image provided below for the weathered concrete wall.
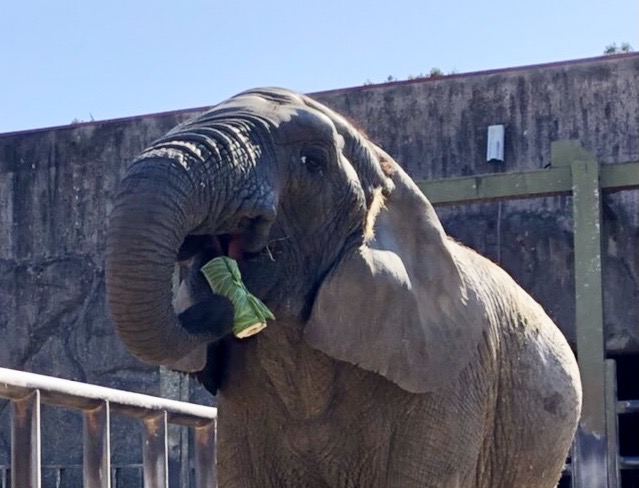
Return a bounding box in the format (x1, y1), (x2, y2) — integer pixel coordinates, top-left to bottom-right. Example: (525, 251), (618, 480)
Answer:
(0, 111), (212, 483)
(0, 53), (637, 481)
(312, 53), (639, 175)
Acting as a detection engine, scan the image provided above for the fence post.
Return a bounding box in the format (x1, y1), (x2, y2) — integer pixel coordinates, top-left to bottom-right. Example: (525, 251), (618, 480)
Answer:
(194, 419), (217, 488)
(160, 366), (191, 488)
(11, 390), (41, 488)
(83, 400), (111, 488)
(570, 157), (608, 488)
(143, 411), (169, 488)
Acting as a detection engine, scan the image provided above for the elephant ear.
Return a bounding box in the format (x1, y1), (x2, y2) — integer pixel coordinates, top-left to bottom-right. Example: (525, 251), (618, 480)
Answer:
(305, 160), (486, 393)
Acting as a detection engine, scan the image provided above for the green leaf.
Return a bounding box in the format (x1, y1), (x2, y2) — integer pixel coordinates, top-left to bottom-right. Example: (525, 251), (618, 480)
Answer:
(200, 257), (274, 338)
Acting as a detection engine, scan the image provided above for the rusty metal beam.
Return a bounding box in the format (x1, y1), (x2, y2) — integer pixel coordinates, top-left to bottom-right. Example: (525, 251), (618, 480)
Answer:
(11, 390), (41, 488)
(194, 420), (217, 488)
(83, 401), (111, 488)
(143, 412), (169, 488)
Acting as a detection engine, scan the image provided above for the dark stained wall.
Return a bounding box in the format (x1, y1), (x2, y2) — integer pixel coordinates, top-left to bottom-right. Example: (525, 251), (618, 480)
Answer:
(312, 53), (639, 176)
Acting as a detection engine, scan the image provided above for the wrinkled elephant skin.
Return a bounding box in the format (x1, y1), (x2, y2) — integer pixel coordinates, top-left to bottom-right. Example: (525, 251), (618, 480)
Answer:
(106, 88), (582, 488)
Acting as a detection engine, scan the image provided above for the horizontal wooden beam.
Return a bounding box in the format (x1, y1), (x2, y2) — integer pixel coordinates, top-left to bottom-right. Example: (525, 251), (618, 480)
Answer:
(601, 161), (639, 192)
(418, 167), (571, 204)
(417, 161), (639, 205)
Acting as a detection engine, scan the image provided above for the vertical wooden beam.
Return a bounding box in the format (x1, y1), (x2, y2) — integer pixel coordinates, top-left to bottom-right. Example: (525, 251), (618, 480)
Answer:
(571, 158), (608, 488)
(143, 411), (168, 488)
(83, 401), (111, 488)
(11, 390), (41, 488)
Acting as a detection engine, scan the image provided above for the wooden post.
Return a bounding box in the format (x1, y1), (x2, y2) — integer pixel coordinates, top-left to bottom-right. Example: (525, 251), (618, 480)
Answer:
(570, 157), (608, 488)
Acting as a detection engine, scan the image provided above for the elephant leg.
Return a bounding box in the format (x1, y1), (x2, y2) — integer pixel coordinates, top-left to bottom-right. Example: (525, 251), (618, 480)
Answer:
(484, 328), (581, 488)
(386, 398), (487, 487)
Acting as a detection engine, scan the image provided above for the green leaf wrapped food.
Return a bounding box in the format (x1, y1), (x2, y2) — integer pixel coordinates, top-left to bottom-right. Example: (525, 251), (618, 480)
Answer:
(200, 256), (275, 338)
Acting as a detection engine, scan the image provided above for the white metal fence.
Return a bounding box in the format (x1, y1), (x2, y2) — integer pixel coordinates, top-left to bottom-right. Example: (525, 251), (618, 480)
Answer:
(0, 367), (217, 488)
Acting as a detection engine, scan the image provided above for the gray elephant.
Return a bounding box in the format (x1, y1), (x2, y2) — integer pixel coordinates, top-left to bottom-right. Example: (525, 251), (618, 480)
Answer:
(106, 88), (582, 488)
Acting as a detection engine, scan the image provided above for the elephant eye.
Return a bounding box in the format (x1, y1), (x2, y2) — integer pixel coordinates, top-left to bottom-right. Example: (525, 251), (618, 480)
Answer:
(300, 147), (328, 174)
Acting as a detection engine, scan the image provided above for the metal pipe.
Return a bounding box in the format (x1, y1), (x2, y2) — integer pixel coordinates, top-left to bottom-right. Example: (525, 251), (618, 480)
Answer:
(617, 400), (639, 414)
(143, 412), (168, 488)
(620, 457), (639, 469)
(84, 401), (111, 488)
(194, 420), (217, 488)
(0, 367), (216, 427)
(11, 390), (41, 488)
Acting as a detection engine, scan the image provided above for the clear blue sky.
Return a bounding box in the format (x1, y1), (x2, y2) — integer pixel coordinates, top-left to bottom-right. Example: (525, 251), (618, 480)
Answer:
(1, 0), (636, 133)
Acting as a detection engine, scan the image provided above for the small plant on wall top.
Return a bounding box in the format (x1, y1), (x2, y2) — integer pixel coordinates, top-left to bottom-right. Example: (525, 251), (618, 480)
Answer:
(604, 42), (633, 54)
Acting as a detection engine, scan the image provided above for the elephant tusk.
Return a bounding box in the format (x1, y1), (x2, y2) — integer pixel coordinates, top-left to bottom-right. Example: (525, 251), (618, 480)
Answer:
(265, 244), (275, 262)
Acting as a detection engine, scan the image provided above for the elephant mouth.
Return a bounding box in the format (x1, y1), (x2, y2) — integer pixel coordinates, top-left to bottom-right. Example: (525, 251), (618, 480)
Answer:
(177, 234), (242, 263)
(177, 215), (274, 265)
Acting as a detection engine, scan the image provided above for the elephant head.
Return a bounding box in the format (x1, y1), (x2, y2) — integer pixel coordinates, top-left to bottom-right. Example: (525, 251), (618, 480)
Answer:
(106, 88), (484, 392)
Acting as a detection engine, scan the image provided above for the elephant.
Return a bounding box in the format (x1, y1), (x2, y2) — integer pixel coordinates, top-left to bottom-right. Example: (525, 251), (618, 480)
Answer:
(106, 88), (582, 488)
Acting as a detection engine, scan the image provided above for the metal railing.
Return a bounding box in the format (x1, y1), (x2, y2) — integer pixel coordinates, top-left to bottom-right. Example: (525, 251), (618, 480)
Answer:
(0, 464), (146, 488)
(0, 367), (217, 488)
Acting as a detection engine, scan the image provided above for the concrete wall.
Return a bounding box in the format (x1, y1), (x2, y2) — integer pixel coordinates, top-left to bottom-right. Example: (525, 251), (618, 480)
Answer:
(0, 53), (637, 481)
(312, 53), (638, 175)
(0, 112), (211, 484)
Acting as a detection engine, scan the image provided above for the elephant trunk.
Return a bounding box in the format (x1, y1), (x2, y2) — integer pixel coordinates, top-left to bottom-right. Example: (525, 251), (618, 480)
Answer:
(106, 155), (220, 366)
